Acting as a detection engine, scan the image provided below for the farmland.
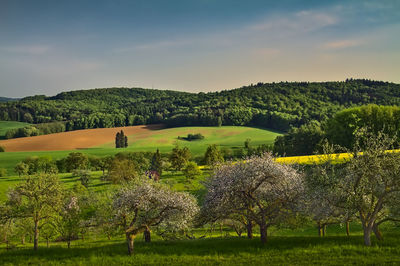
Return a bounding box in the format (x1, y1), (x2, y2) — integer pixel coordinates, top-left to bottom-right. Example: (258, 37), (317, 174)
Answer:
(0, 125), (280, 175)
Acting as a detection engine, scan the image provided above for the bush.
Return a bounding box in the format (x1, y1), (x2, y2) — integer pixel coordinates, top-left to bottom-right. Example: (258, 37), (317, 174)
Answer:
(0, 168), (7, 177)
(178, 133), (205, 141)
(0, 146), (5, 152)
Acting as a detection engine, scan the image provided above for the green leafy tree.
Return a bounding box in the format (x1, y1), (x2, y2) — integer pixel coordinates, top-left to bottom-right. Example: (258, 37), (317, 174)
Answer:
(150, 149), (163, 176)
(108, 159), (139, 184)
(65, 152), (89, 172)
(204, 144), (224, 166)
(6, 174), (62, 250)
(169, 144), (191, 171)
(14, 162), (29, 177)
(183, 161), (202, 180)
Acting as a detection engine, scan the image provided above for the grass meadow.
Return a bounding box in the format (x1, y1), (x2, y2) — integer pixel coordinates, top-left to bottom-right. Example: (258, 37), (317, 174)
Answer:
(1, 223), (399, 265)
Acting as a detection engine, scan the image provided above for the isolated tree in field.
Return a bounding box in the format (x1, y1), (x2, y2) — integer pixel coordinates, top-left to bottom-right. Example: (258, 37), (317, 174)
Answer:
(115, 130), (128, 148)
(7, 174), (62, 250)
(203, 144), (224, 166)
(341, 129), (400, 246)
(14, 162), (29, 177)
(204, 154), (303, 244)
(183, 161), (202, 180)
(112, 180), (198, 255)
(169, 144), (191, 171)
(65, 152), (89, 172)
(150, 149), (163, 176)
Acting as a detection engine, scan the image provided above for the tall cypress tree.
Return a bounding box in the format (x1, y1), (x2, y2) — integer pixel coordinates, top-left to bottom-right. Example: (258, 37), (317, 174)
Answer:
(115, 132), (121, 148)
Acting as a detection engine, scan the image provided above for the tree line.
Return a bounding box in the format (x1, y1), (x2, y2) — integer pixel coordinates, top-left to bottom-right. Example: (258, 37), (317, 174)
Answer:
(2, 79), (400, 138)
(274, 104), (400, 156)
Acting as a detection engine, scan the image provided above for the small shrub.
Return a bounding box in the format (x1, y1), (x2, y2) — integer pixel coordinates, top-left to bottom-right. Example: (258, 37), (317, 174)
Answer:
(0, 146), (4, 152)
(0, 168), (7, 177)
(178, 133), (205, 141)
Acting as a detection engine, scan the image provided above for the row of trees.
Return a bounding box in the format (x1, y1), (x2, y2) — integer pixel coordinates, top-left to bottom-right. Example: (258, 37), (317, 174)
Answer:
(2, 80), (400, 136)
(203, 130), (400, 246)
(4, 122), (66, 139)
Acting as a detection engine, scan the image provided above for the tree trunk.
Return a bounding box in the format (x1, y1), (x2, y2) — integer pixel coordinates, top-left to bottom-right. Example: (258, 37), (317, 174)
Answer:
(363, 226), (372, 246)
(318, 222), (322, 237)
(246, 217), (253, 239)
(260, 223), (267, 244)
(346, 221), (350, 236)
(33, 220), (39, 251)
(372, 224), (383, 241)
(126, 233), (135, 255)
(21, 235), (25, 245)
(67, 240), (71, 249)
(144, 229), (151, 243)
(322, 224), (326, 237)
(46, 239), (49, 248)
(220, 223), (223, 237)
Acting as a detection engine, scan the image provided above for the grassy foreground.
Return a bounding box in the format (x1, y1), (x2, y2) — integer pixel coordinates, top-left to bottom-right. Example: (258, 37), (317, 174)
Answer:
(1, 225), (399, 265)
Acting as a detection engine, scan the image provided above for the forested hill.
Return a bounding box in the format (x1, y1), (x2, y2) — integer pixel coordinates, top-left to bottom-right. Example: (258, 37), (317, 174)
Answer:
(1, 79), (400, 133)
(0, 97), (19, 102)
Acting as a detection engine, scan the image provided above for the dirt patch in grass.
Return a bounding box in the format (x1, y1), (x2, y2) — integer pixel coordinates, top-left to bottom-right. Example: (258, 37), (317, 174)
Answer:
(0, 124), (164, 152)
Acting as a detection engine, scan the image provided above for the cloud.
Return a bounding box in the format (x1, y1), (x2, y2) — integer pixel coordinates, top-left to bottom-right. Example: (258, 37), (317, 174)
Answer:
(323, 40), (362, 49)
(1, 45), (50, 55)
(248, 10), (338, 34)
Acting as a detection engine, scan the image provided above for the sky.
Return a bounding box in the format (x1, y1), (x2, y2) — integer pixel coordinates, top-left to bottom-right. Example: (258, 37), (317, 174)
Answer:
(0, 0), (399, 97)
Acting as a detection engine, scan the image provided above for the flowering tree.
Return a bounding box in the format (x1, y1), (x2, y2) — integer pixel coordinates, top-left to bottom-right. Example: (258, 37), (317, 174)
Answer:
(203, 154), (303, 244)
(112, 180), (199, 255)
(341, 130), (400, 246)
(305, 161), (354, 237)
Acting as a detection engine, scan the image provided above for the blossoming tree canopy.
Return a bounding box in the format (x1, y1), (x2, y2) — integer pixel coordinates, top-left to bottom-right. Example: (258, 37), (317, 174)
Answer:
(112, 181), (199, 255)
(203, 153), (304, 244)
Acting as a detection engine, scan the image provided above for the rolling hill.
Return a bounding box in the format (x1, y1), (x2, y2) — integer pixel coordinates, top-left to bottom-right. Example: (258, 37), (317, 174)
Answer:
(1, 79), (399, 134)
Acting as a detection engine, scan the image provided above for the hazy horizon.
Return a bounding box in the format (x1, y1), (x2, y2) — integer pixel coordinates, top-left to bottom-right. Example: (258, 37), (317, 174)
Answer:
(1, 0), (399, 97)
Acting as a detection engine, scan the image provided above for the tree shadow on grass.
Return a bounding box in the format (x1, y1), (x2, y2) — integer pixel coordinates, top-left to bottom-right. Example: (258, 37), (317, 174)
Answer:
(2, 233), (397, 264)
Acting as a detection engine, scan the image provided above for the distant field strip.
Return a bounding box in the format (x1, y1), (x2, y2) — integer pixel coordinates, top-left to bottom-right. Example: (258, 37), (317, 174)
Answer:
(0, 124), (164, 152)
(275, 149), (400, 164)
(0, 121), (30, 139)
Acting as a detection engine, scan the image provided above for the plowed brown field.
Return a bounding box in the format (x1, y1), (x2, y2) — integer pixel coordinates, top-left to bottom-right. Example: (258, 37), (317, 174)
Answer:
(0, 124), (164, 152)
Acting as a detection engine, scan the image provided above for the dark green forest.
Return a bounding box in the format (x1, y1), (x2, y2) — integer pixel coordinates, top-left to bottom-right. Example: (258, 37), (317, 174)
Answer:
(1, 79), (400, 137)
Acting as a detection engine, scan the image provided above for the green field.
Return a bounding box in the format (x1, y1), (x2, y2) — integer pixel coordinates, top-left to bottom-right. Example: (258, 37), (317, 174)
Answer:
(0, 121), (30, 139)
(1, 223), (399, 265)
(0, 126), (281, 175)
(101, 126), (280, 153)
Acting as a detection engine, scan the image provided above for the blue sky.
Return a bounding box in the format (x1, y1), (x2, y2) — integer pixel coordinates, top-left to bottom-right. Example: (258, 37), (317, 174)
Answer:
(0, 0), (399, 97)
